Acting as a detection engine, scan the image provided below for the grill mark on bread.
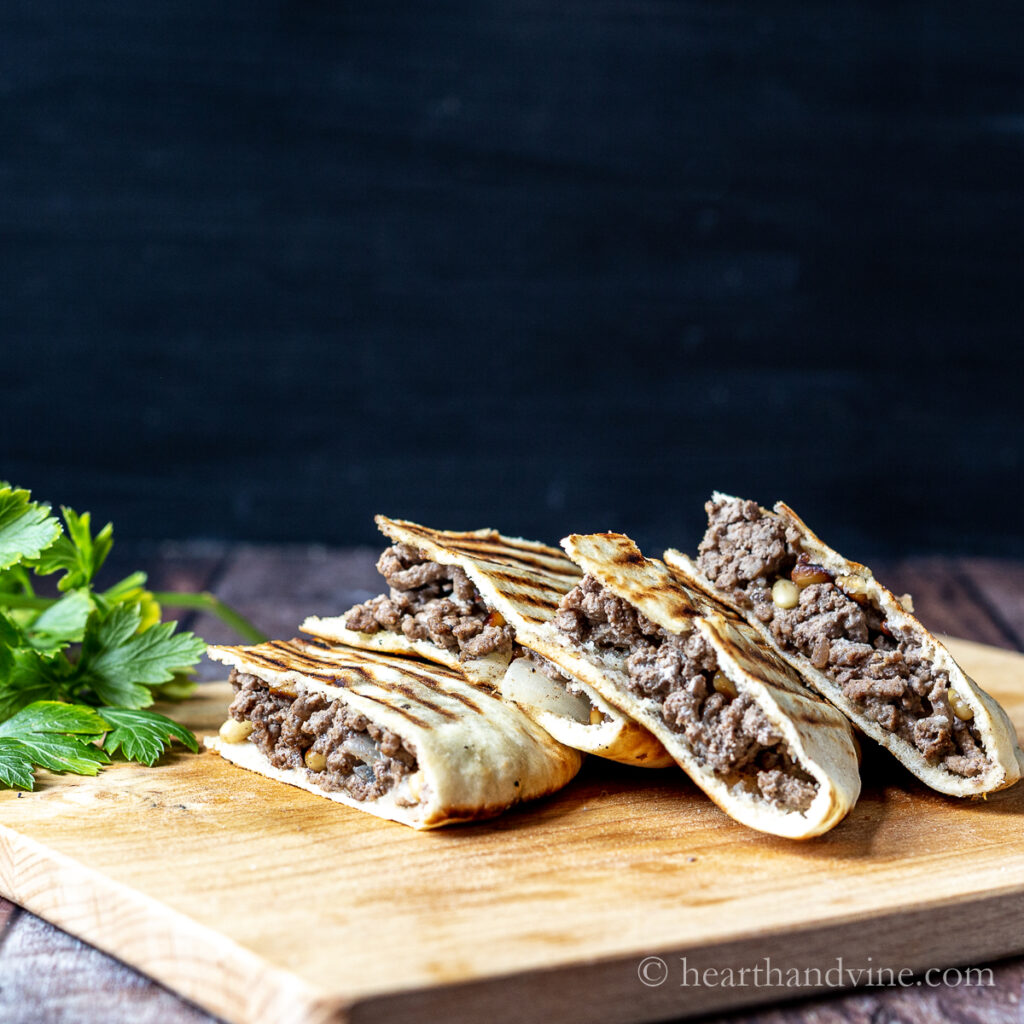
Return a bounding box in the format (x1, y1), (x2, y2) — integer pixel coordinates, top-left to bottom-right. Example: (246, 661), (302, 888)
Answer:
(327, 650), (469, 689)
(233, 648), (339, 683)
(709, 624), (804, 690)
(292, 639), (480, 694)
(377, 517), (580, 581)
(218, 639), (482, 721)
(452, 546), (579, 576)
(305, 642), (467, 682)
(266, 639), (347, 671)
(484, 568), (568, 595)
(498, 587), (561, 609)
(379, 682), (459, 720)
(339, 691), (431, 727)
(258, 643), (418, 691)
(379, 521), (571, 566)
(418, 685), (483, 714)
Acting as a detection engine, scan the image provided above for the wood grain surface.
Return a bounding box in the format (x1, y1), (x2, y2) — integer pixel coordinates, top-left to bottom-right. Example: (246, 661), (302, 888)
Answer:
(0, 547), (1023, 1024)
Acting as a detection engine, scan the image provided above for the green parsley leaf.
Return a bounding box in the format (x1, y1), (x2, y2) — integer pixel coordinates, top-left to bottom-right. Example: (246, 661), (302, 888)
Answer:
(31, 535), (78, 582)
(97, 572), (162, 631)
(0, 610), (24, 651)
(27, 591), (92, 654)
(149, 672), (199, 702)
(0, 701), (110, 781)
(1, 700), (109, 736)
(0, 649), (65, 719)
(33, 508), (113, 592)
(0, 486), (62, 572)
(0, 739), (35, 790)
(17, 732), (109, 776)
(99, 707), (199, 766)
(79, 604), (207, 708)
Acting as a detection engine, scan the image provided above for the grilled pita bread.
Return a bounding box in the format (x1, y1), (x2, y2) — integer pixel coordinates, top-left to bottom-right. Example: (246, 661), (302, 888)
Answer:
(206, 638), (582, 830)
(665, 494), (1023, 797)
(303, 517), (672, 768)
(519, 532), (861, 838)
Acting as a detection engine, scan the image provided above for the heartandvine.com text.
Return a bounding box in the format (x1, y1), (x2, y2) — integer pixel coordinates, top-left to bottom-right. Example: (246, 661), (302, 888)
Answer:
(635, 956), (995, 989)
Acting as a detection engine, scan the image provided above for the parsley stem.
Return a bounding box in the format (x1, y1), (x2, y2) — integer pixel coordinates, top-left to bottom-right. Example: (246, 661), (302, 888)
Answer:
(0, 594), (51, 610)
(149, 592), (267, 644)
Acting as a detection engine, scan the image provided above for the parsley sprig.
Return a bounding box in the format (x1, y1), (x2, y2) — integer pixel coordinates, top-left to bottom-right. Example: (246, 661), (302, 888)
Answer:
(0, 484), (265, 790)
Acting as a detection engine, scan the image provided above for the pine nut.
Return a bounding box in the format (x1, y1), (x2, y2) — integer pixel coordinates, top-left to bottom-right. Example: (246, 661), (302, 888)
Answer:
(772, 579), (800, 609)
(791, 559), (833, 588)
(948, 690), (974, 721)
(218, 719), (254, 744)
(836, 575), (870, 605)
(712, 671), (738, 699)
(407, 771), (424, 801)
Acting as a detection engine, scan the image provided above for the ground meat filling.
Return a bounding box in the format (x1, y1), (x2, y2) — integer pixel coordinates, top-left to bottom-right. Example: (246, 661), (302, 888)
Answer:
(555, 576), (818, 812)
(228, 670), (418, 802)
(696, 499), (990, 779)
(344, 544), (515, 660)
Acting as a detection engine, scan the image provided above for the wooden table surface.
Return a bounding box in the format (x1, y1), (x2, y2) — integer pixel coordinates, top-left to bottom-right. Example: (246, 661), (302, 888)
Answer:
(3, 544), (1023, 1024)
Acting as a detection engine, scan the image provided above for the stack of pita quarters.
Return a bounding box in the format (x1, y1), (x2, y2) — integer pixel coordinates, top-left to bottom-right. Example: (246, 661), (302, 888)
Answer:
(207, 506), (1023, 837)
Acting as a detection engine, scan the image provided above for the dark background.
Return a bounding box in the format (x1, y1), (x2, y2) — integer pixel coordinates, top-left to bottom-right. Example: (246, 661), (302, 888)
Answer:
(3, 2), (1023, 559)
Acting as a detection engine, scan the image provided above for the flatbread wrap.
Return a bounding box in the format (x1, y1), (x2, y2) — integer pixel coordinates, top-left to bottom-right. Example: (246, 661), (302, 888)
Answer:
(512, 532), (861, 838)
(303, 518), (672, 767)
(664, 494), (1024, 797)
(206, 638), (583, 829)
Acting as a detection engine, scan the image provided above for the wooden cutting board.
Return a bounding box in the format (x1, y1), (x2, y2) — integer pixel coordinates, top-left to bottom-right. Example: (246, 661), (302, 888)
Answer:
(1, 636), (1023, 1024)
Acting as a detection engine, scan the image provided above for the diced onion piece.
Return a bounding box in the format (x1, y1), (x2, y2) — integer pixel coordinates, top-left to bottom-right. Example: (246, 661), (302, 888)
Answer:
(342, 733), (382, 764)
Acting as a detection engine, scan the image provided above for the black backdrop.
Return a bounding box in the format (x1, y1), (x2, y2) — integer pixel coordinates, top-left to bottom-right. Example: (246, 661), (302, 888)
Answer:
(4, 2), (1023, 558)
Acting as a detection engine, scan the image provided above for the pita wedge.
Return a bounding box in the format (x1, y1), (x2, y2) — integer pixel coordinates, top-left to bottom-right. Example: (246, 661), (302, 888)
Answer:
(303, 517), (672, 768)
(664, 493), (1024, 797)
(206, 638), (582, 830)
(514, 531), (861, 838)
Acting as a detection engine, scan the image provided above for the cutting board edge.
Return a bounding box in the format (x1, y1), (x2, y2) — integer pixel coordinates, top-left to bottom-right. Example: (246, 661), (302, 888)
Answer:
(0, 822), (348, 1024)
(345, 885), (1024, 1024)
